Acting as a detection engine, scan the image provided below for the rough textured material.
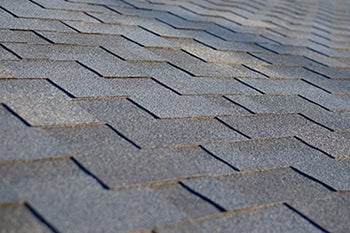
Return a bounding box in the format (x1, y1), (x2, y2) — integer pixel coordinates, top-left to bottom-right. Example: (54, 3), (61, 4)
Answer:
(156, 205), (323, 233)
(1, 0), (349, 232)
(0, 105), (67, 162)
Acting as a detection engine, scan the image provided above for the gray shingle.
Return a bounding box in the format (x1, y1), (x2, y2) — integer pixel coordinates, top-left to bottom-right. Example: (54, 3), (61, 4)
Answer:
(2, 43), (106, 61)
(301, 92), (350, 111)
(63, 21), (176, 48)
(45, 125), (234, 188)
(153, 183), (220, 219)
(0, 60), (160, 98)
(0, 12), (74, 32)
(302, 111), (350, 132)
(218, 168), (334, 204)
(77, 99), (246, 148)
(0, 160), (188, 233)
(219, 114), (325, 139)
(150, 48), (260, 77)
(0, 105), (67, 162)
(0, 204), (52, 233)
(306, 66), (350, 80)
(184, 47), (268, 65)
(226, 95), (325, 114)
(303, 77), (350, 95)
(156, 204), (323, 233)
(0, 46), (18, 60)
(181, 177), (256, 210)
(220, 113), (350, 158)
(203, 137), (325, 171)
(0, 179), (19, 203)
(142, 62), (259, 95)
(0, 80), (99, 126)
(294, 157), (350, 191)
(298, 129), (350, 159)
(237, 78), (323, 95)
(1, 0), (98, 22)
(2, 43), (151, 78)
(291, 194), (350, 233)
(33, 0), (110, 13)
(0, 29), (49, 44)
(132, 93), (250, 118)
(244, 65), (322, 79)
(69, 0), (131, 6)
(38, 31), (166, 61)
(249, 53), (321, 67)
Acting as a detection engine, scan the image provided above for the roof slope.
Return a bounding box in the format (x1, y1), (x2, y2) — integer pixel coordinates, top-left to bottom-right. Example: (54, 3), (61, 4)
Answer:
(1, 0), (350, 232)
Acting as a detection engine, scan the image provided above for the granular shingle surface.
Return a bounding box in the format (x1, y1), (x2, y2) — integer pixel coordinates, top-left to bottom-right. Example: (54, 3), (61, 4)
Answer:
(0, 0), (349, 232)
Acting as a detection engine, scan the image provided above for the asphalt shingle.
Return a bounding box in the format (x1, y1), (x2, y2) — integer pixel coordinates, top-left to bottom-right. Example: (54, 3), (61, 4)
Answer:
(45, 125), (234, 188)
(181, 177), (256, 210)
(0, 204), (52, 233)
(156, 204), (323, 233)
(1, 0), (350, 231)
(77, 99), (246, 148)
(0, 159), (188, 233)
(0, 29), (49, 44)
(226, 95), (324, 114)
(153, 183), (221, 219)
(131, 93), (250, 118)
(0, 105), (67, 163)
(0, 80), (99, 126)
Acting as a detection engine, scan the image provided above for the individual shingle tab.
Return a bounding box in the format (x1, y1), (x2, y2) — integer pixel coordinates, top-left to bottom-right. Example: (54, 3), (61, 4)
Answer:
(153, 183), (220, 219)
(303, 78), (350, 95)
(226, 95), (324, 114)
(245, 65), (324, 79)
(77, 99), (246, 148)
(150, 48), (261, 77)
(0, 46), (19, 60)
(0, 29), (49, 44)
(306, 66), (350, 80)
(250, 53), (321, 67)
(302, 111), (350, 132)
(181, 177), (257, 210)
(291, 194), (350, 233)
(302, 92), (350, 111)
(237, 78), (323, 96)
(0, 105), (67, 163)
(218, 168), (334, 205)
(132, 93), (250, 118)
(0, 204), (52, 233)
(203, 137), (323, 171)
(183, 47), (268, 65)
(156, 205), (323, 233)
(0, 80), (99, 126)
(219, 114), (317, 139)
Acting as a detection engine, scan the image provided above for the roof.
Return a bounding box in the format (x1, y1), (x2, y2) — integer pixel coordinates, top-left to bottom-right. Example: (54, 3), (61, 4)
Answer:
(0, 0), (350, 232)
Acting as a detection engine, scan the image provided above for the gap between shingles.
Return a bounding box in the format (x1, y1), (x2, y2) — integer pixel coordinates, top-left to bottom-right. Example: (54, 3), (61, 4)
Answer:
(25, 202), (61, 233)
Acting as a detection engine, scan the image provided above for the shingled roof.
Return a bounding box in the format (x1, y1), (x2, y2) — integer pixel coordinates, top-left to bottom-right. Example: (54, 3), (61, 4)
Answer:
(1, 0), (350, 232)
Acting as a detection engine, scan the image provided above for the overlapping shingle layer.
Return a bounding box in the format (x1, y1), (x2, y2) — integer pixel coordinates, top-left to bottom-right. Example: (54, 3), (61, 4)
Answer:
(1, 0), (350, 232)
